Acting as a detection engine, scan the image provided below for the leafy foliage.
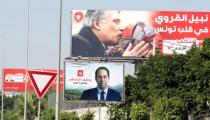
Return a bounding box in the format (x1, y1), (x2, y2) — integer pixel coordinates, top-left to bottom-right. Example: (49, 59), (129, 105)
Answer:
(152, 97), (185, 120)
(0, 92), (95, 120)
(108, 103), (130, 120)
(130, 102), (149, 120)
(60, 111), (79, 120)
(3, 110), (22, 120)
(40, 108), (55, 120)
(108, 38), (210, 119)
(80, 110), (95, 120)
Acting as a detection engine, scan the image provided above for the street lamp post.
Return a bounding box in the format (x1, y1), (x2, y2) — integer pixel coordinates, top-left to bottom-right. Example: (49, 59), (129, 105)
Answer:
(55, 0), (62, 120)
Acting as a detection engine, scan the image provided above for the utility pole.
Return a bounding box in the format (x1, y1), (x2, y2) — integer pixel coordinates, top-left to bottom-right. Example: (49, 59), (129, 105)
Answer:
(55, 0), (62, 119)
(24, 0), (30, 120)
(1, 34), (5, 120)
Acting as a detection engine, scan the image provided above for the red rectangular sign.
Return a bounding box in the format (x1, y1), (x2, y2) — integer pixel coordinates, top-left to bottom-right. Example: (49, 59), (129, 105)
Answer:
(3, 68), (64, 92)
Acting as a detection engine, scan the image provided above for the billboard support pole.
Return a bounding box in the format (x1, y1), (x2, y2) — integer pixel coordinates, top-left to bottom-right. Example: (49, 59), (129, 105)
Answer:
(98, 102), (101, 120)
(37, 100), (41, 120)
(88, 102), (90, 111)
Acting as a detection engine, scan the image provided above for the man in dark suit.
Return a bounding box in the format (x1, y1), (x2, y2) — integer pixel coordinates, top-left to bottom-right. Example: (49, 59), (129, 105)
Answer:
(72, 10), (152, 57)
(80, 67), (122, 101)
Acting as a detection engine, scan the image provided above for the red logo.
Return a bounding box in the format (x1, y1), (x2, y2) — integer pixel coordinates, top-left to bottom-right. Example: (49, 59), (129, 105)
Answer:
(74, 11), (84, 23)
(77, 70), (83, 77)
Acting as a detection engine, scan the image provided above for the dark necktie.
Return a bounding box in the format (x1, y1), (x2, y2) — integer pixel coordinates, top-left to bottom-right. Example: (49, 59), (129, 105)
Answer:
(100, 90), (105, 101)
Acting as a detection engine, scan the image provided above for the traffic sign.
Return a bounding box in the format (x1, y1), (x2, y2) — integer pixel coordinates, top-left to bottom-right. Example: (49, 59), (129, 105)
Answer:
(28, 71), (57, 99)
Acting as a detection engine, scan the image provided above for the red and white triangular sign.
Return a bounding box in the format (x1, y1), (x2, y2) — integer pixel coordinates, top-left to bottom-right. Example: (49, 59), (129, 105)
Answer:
(28, 70), (57, 99)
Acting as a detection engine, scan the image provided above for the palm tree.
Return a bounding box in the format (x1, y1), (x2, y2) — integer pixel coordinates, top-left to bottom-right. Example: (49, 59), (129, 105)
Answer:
(13, 93), (36, 120)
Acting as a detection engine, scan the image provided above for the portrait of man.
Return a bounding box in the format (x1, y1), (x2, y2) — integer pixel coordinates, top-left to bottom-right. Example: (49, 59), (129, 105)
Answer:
(72, 10), (153, 57)
(80, 66), (122, 101)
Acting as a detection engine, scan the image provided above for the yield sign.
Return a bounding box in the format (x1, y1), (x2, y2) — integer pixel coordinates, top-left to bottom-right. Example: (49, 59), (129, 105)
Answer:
(28, 71), (57, 99)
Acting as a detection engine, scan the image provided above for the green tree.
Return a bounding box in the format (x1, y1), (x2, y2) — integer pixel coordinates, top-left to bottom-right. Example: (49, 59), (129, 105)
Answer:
(130, 102), (149, 120)
(3, 110), (22, 120)
(1, 87), (56, 120)
(40, 108), (55, 120)
(108, 38), (210, 119)
(108, 103), (130, 120)
(13, 93), (36, 120)
(60, 111), (79, 120)
(80, 110), (94, 120)
(152, 97), (184, 120)
(107, 75), (134, 120)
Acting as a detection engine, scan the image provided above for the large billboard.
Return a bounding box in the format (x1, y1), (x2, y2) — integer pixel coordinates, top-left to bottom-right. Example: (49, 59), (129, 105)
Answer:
(64, 61), (124, 102)
(3, 68), (64, 92)
(71, 10), (210, 56)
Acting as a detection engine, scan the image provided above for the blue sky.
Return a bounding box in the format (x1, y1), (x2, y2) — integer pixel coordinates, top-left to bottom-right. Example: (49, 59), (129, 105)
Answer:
(1, 0), (210, 89)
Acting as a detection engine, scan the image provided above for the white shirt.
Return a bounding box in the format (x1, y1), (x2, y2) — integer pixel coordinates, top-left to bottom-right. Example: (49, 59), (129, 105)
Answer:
(97, 87), (108, 101)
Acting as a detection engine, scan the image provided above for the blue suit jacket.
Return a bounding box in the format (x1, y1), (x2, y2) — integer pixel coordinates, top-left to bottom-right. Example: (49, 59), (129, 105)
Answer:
(80, 88), (122, 101)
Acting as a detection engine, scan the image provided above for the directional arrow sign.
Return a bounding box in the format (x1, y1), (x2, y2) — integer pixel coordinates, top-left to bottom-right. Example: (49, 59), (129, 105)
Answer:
(28, 71), (57, 99)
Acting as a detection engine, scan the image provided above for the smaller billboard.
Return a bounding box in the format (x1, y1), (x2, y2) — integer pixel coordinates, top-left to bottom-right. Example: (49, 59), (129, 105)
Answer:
(3, 68), (29, 92)
(64, 61), (124, 102)
(3, 68), (64, 92)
